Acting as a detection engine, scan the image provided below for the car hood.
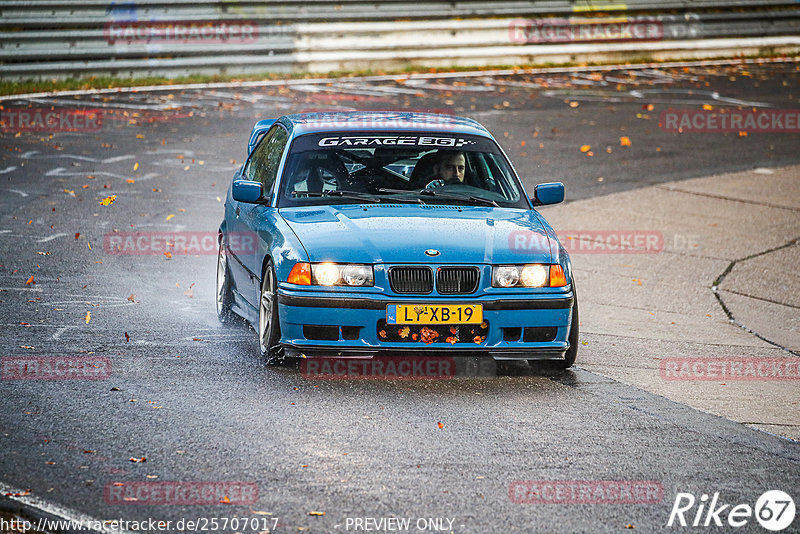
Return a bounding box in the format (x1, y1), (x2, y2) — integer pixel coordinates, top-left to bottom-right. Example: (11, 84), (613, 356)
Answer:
(279, 204), (553, 264)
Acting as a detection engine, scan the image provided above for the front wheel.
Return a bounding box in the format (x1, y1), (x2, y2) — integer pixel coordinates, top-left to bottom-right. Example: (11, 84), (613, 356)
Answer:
(216, 240), (234, 323)
(552, 297), (579, 369)
(258, 260), (282, 363)
(530, 293), (578, 370)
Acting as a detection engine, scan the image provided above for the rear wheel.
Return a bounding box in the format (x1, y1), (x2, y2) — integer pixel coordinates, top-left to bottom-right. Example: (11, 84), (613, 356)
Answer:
(215, 240), (234, 323)
(258, 260), (282, 363)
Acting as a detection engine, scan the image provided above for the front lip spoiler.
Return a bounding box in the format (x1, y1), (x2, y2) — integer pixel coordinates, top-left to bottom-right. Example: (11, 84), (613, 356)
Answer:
(278, 294), (573, 310)
(283, 345), (567, 360)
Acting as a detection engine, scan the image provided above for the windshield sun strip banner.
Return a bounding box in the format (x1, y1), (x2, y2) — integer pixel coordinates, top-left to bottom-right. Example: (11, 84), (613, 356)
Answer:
(289, 132), (498, 152)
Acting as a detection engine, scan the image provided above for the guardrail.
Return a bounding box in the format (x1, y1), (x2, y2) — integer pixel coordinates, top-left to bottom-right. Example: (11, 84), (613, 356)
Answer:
(1, 1), (799, 80)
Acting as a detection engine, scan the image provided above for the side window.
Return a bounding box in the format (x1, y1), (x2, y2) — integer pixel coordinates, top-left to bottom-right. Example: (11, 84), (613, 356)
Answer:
(243, 126), (289, 195)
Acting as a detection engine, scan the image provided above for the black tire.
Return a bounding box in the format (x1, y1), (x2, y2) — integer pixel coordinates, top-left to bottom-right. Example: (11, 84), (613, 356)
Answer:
(258, 260), (283, 363)
(215, 240), (234, 324)
(551, 296), (579, 369)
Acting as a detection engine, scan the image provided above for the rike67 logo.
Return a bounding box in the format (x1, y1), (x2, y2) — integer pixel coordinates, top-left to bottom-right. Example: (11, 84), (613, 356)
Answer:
(668, 490), (795, 531)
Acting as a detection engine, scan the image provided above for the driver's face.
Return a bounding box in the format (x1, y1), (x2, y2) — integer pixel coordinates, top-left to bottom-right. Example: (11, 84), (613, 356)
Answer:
(437, 154), (466, 183)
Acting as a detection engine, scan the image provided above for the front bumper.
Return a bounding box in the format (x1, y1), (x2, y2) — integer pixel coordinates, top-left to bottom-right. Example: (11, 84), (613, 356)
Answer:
(276, 287), (574, 361)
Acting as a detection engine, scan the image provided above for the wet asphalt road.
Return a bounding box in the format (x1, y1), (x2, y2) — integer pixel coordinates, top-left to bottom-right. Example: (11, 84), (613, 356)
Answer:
(1, 61), (799, 533)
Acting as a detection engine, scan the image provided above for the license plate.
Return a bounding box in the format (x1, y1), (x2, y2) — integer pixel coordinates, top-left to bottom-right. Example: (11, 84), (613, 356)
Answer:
(386, 304), (483, 325)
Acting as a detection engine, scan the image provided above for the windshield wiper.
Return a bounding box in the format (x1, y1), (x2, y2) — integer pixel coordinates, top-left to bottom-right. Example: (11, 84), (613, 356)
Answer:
(378, 187), (499, 207)
(292, 190), (382, 203)
(373, 188), (427, 205)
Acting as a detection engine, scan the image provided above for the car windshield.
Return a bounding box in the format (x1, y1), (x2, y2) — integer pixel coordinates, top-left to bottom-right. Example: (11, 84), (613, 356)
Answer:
(277, 132), (529, 208)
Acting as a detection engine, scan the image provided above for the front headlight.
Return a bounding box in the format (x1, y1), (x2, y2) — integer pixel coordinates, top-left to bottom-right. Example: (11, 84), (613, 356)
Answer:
(492, 266), (520, 288)
(520, 264), (548, 287)
(311, 263), (374, 287)
(493, 264), (564, 288)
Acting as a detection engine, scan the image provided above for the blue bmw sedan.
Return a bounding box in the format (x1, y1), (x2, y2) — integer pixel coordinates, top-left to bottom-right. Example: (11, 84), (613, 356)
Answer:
(216, 111), (578, 368)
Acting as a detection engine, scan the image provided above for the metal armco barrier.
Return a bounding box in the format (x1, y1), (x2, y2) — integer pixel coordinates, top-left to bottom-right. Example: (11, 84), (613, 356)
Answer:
(1, 1), (799, 79)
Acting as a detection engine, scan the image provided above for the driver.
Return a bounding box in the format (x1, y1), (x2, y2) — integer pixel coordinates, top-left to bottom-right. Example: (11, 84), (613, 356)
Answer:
(426, 150), (466, 188)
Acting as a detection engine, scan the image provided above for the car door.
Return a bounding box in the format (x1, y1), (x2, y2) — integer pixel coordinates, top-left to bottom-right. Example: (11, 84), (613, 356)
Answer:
(234, 124), (290, 309)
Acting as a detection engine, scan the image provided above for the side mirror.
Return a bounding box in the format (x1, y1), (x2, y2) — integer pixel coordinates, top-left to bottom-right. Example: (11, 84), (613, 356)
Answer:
(532, 182), (564, 206)
(232, 180), (263, 204)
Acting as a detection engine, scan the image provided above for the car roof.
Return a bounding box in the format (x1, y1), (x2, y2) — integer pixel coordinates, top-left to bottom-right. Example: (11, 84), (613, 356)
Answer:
(278, 111), (493, 138)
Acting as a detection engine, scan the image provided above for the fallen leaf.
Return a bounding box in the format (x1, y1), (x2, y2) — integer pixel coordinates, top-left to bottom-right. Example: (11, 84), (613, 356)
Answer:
(85, 311), (91, 324)
(702, 104), (713, 111)
(129, 457), (146, 463)
(63, 189), (76, 197)
(165, 214), (175, 222)
(619, 136), (631, 147)
(164, 251), (172, 259)
(220, 496), (231, 504)
(25, 275), (35, 285)
(580, 145), (591, 153)
(127, 294), (136, 302)
(99, 195), (117, 206)
(126, 179), (135, 184)
(75, 233), (80, 239)
(133, 162), (139, 171)
(437, 422), (444, 429)
(124, 332), (130, 342)
(308, 511), (325, 516)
